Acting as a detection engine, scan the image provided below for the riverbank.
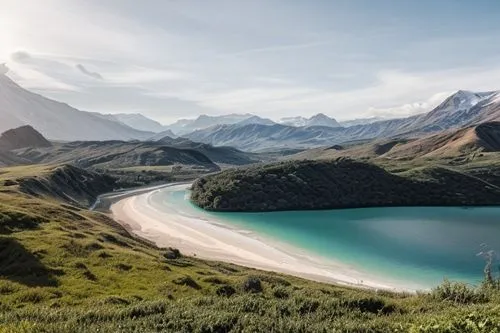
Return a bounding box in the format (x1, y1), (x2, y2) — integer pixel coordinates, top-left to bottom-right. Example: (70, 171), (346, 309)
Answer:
(110, 184), (424, 292)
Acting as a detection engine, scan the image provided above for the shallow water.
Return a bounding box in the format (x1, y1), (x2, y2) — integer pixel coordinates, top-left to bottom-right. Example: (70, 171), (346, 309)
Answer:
(152, 187), (500, 288)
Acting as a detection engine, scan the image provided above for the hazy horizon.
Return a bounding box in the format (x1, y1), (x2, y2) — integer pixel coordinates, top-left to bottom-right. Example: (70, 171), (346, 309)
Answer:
(2, 0), (500, 124)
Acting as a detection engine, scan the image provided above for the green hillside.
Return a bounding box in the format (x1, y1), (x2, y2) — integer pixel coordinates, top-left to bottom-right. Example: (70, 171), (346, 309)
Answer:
(0, 165), (500, 332)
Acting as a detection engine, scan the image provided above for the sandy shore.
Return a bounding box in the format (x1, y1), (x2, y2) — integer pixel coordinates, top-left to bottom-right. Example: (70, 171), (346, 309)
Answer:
(110, 184), (421, 292)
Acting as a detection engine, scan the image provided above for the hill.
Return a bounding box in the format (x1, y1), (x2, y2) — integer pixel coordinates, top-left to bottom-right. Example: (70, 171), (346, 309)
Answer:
(157, 136), (261, 165)
(385, 122), (500, 159)
(14, 140), (220, 171)
(0, 151), (31, 167)
(0, 125), (51, 151)
(282, 122), (500, 163)
(191, 159), (500, 212)
(2, 164), (500, 331)
(0, 71), (154, 141)
(11, 164), (116, 206)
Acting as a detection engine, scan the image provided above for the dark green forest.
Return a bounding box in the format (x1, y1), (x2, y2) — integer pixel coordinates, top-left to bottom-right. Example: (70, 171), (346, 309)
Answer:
(191, 159), (500, 212)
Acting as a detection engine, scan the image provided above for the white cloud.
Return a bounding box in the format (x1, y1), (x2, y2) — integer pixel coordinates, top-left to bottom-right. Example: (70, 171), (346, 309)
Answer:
(365, 92), (453, 118)
(1, 0), (499, 123)
(6, 64), (80, 92)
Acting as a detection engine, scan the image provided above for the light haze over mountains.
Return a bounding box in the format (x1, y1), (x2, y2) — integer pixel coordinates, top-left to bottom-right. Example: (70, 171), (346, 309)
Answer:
(1, 68), (499, 152)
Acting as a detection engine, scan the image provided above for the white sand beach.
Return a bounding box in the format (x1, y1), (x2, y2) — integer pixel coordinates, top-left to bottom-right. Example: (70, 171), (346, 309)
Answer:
(110, 184), (421, 292)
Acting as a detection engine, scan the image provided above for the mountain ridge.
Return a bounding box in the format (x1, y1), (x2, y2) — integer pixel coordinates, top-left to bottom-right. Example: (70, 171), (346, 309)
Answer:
(185, 90), (500, 151)
(0, 72), (154, 141)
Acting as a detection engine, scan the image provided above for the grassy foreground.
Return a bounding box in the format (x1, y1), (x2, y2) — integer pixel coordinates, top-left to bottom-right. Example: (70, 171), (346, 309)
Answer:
(1, 165), (500, 332)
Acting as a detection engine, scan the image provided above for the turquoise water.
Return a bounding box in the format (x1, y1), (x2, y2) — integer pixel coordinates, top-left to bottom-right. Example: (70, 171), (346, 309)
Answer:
(154, 188), (500, 288)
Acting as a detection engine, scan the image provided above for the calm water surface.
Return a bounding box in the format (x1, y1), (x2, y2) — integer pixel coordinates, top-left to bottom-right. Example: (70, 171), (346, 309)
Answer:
(153, 188), (500, 288)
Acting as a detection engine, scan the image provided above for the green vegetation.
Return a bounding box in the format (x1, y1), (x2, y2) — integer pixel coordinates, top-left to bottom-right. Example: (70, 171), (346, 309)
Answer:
(191, 158), (500, 212)
(1, 164), (500, 332)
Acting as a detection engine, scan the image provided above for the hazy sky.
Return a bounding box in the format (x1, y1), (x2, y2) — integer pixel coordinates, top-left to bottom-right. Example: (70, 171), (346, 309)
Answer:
(1, 0), (500, 124)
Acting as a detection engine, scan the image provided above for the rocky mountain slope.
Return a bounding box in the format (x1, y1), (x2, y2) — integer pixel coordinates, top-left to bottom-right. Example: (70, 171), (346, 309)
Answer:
(291, 122), (500, 162)
(0, 71), (154, 141)
(185, 91), (500, 151)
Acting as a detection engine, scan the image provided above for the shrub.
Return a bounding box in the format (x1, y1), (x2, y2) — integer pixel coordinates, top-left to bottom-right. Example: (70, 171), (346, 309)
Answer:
(216, 285), (236, 297)
(16, 289), (50, 304)
(432, 279), (488, 304)
(273, 287), (289, 299)
(173, 276), (201, 290)
(163, 247), (181, 260)
(243, 277), (262, 293)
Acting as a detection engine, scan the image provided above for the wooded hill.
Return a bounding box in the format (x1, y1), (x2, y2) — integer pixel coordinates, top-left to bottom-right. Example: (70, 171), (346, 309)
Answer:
(191, 159), (500, 212)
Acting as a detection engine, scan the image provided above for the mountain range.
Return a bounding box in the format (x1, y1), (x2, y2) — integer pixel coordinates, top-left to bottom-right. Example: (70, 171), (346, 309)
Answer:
(184, 90), (500, 151)
(1, 68), (500, 152)
(290, 121), (500, 161)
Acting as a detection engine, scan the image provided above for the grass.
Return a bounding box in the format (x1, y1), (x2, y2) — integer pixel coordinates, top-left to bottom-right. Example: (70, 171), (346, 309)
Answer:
(1, 165), (500, 332)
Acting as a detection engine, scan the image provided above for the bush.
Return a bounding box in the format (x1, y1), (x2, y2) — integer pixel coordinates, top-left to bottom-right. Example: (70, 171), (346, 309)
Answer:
(173, 276), (201, 290)
(243, 277), (262, 293)
(432, 279), (489, 304)
(163, 247), (181, 260)
(216, 285), (236, 297)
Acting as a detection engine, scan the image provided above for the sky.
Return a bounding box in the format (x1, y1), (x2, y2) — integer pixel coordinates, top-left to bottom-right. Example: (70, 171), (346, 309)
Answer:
(1, 0), (500, 124)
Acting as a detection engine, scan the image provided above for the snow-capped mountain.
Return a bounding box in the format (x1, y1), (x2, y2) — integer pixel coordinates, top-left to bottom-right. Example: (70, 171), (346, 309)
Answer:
(186, 90), (500, 151)
(306, 113), (342, 127)
(280, 116), (308, 127)
(279, 113), (341, 128)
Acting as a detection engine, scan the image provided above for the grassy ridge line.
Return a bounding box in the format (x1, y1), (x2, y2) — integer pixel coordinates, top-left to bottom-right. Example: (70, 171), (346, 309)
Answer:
(0, 164), (500, 332)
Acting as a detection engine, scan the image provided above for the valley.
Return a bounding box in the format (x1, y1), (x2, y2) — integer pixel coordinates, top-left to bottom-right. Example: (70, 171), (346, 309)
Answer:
(1, 67), (500, 332)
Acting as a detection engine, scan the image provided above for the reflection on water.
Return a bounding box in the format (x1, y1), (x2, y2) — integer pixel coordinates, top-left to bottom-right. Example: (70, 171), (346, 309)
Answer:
(154, 188), (500, 288)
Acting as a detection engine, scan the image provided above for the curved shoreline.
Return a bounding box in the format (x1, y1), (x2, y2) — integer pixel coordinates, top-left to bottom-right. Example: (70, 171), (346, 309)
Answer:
(110, 184), (424, 292)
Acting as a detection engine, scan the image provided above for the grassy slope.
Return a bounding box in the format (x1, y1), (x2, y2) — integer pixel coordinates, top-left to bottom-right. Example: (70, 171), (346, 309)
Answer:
(1, 165), (500, 332)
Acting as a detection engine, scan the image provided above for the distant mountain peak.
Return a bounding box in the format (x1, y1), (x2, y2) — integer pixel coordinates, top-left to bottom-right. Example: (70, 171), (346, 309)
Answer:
(306, 113), (341, 128)
(439, 90), (498, 112)
(0, 125), (52, 151)
(279, 113), (341, 128)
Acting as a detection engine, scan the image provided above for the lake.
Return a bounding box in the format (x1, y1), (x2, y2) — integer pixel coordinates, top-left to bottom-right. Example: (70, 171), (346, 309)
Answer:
(151, 187), (500, 288)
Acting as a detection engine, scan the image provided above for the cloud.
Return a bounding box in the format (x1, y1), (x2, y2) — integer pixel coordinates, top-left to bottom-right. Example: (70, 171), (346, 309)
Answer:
(6, 65), (81, 92)
(365, 92), (453, 118)
(10, 50), (32, 63)
(0, 63), (8, 75)
(76, 64), (103, 79)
